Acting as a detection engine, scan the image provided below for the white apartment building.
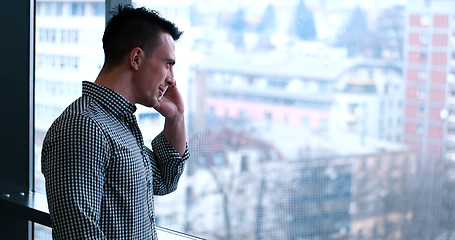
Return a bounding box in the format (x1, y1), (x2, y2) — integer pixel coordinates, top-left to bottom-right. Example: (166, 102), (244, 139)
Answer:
(35, 0), (105, 194)
(331, 60), (405, 143)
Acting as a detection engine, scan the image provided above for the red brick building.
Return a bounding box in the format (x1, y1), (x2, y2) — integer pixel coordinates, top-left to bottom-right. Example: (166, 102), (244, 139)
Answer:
(403, 0), (455, 159)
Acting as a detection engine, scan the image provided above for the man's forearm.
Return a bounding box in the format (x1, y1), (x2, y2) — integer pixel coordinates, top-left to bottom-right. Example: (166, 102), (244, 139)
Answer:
(163, 115), (186, 157)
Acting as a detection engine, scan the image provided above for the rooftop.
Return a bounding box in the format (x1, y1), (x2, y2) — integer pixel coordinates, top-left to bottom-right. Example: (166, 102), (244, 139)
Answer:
(193, 51), (361, 80)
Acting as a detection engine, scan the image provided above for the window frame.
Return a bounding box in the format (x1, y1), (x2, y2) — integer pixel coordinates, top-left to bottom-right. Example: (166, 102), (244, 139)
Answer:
(0, 0), (35, 238)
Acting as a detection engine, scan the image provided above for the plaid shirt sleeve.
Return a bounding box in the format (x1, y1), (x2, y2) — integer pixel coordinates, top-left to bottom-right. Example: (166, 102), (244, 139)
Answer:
(41, 114), (110, 240)
(150, 131), (190, 196)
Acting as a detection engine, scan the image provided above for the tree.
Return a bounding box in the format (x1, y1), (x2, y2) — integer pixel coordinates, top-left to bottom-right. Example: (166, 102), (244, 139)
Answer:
(229, 8), (247, 49)
(257, 3), (276, 34)
(256, 3), (276, 50)
(336, 7), (373, 57)
(293, 0), (317, 41)
(186, 128), (284, 239)
(373, 5), (405, 60)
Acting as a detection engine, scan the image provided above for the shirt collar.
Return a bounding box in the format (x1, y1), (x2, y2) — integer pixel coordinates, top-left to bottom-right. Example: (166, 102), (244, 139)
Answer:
(82, 81), (137, 117)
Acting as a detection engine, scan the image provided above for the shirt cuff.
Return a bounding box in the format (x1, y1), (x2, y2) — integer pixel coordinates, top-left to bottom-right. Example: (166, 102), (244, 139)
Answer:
(152, 131), (190, 163)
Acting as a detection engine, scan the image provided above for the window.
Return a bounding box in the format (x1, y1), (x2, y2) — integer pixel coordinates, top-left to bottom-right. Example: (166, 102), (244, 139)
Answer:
(34, 0), (105, 196)
(71, 2), (85, 16)
(264, 112), (272, 121)
(28, 0), (455, 240)
(38, 28), (56, 42)
(420, 51), (428, 61)
(240, 155), (248, 172)
(418, 103), (426, 114)
(418, 85), (426, 98)
(417, 123), (424, 134)
(420, 31), (430, 44)
(348, 103), (359, 113)
(60, 29), (78, 43)
(421, 13), (432, 26)
(418, 69), (428, 80)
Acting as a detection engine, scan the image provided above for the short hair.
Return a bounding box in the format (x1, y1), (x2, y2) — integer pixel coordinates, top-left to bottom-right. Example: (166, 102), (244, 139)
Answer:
(102, 5), (183, 68)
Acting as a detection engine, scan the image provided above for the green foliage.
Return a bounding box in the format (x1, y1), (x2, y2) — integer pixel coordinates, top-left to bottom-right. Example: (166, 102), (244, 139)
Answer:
(294, 0), (317, 40)
(257, 3), (276, 34)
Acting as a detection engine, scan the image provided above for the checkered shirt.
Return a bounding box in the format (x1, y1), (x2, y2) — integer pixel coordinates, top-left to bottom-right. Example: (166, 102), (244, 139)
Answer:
(41, 81), (189, 239)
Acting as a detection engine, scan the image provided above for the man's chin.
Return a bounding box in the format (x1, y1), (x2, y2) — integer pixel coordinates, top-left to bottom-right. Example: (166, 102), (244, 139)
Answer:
(138, 99), (157, 108)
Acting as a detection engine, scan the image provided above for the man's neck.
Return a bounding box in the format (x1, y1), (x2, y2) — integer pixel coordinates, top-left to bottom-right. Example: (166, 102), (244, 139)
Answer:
(95, 66), (135, 104)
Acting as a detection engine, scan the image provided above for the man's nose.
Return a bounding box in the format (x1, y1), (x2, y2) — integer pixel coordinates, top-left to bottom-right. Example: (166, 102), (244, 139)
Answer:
(166, 74), (176, 86)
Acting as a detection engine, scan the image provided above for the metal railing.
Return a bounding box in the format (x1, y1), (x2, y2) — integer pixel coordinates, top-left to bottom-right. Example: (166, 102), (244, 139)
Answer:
(0, 191), (204, 240)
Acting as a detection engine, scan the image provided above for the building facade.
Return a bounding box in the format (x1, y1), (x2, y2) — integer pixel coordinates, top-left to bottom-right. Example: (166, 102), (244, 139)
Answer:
(403, 0), (455, 159)
(331, 61), (404, 143)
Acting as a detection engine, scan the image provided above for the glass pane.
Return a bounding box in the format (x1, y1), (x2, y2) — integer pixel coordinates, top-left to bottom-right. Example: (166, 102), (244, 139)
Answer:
(34, 0), (105, 194)
(131, 0), (455, 239)
(34, 223), (52, 240)
(34, 0), (455, 239)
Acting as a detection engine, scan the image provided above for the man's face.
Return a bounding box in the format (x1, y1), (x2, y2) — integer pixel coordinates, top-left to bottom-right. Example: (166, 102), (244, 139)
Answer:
(134, 32), (176, 107)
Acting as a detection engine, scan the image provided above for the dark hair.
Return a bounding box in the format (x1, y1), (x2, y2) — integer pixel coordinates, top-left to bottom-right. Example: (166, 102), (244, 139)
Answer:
(102, 5), (183, 68)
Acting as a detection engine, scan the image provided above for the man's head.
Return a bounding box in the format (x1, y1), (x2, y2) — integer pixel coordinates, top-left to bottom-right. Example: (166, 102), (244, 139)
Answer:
(102, 5), (183, 69)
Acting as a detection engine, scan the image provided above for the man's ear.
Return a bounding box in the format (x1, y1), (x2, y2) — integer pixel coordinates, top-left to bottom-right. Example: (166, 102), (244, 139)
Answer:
(129, 47), (144, 71)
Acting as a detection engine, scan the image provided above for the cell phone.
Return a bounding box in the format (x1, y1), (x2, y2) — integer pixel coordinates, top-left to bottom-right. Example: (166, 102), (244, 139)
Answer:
(157, 85), (169, 101)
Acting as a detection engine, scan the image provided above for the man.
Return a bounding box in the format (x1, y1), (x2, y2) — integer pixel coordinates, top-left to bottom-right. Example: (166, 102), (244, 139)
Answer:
(41, 5), (189, 239)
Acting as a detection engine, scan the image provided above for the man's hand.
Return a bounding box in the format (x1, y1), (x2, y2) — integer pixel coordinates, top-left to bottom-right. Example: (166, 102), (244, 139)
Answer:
(153, 84), (184, 120)
(153, 83), (187, 156)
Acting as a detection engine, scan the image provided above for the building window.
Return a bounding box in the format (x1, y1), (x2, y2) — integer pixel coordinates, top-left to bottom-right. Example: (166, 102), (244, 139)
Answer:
(240, 109), (248, 119)
(265, 112), (272, 121)
(61, 29), (78, 44)
(38, 28), (56, 42)
(418, 103), (425, 114)
(302, 117), (310, 127)
(420, 14), (431, 26)
(94, 2), (105, 16)
(240, 155), (248, 172)
(420, 51), (428, 61)
(417, 86), (426, 98)
(71, 2), (85, 16)
(417, 123), (424, 134)
(420, 32), (430, 44)
(212, 154), (224, 166)
(418, 69), (428, 80)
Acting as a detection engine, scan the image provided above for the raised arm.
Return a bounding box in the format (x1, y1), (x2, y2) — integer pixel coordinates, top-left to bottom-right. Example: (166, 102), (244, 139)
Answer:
(153, 83), (187, 156)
